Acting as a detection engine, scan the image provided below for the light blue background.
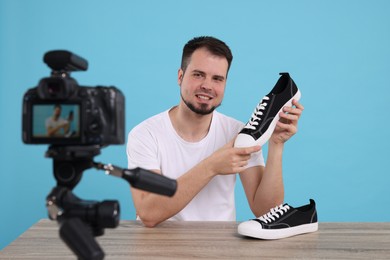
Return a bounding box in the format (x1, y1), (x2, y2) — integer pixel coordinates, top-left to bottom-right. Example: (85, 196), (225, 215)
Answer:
(1, 0), (389, 250)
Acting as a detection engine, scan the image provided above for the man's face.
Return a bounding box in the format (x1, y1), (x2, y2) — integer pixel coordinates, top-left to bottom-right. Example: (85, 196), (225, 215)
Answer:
(178, 47), (228, 115)
(54, 106), (61, 118)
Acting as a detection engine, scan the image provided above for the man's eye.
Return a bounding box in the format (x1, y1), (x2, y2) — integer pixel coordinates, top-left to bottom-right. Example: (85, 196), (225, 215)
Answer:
(193, 73), (202, 78)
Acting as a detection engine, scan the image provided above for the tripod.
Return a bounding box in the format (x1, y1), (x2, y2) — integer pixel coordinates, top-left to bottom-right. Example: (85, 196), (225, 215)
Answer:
(45, 145), (177, 260)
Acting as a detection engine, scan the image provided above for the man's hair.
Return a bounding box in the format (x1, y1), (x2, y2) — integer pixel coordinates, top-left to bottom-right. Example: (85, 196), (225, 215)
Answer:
(181, 36), (233, 74)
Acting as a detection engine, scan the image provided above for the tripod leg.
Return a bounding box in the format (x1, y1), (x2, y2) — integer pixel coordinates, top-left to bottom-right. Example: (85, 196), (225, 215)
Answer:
(59, 218), (104, 260)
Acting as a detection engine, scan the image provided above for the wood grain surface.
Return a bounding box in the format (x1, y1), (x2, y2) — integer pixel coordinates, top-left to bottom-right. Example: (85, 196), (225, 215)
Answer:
(1, 220), (389, 259)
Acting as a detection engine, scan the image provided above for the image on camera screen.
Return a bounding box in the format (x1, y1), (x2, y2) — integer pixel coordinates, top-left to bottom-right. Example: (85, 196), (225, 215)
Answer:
(32, 104), (80, 139)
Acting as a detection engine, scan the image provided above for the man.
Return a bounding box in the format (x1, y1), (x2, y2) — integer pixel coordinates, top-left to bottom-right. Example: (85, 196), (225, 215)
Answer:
(45, 104), (71, 137)
(127, 36), (304, 227)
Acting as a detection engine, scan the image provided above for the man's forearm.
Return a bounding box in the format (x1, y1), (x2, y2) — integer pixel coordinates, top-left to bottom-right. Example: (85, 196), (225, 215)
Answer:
(134, 160), (215, 227)
(252, 141), (285, 216)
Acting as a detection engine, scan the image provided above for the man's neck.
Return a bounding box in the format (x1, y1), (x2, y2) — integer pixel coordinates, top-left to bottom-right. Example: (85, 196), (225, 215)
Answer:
(169, 104), (213, 142)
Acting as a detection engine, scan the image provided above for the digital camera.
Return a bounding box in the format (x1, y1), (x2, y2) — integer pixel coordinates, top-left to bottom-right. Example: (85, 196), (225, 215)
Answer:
(22, 50), (125, 146)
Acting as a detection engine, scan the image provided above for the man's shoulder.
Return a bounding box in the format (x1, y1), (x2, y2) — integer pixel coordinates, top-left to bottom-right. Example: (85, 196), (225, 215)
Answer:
(142, 110), (168, 125)
(130, 109), (169, 134)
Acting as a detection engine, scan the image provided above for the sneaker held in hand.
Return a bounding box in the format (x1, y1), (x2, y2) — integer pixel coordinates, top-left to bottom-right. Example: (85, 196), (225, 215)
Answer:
(234, 72), (301, 148)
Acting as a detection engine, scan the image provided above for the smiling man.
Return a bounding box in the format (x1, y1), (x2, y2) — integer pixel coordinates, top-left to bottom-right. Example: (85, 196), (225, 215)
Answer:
(126, 36), (304, 227)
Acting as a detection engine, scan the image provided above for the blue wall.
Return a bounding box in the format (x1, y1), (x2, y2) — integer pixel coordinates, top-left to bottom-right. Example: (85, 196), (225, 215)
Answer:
(1, 0), (389, 249)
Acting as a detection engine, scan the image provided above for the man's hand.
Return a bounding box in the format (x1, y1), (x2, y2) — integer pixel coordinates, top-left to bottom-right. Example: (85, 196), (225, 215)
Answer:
(203, 139), (261, 176)
(270, 99), (304, 144)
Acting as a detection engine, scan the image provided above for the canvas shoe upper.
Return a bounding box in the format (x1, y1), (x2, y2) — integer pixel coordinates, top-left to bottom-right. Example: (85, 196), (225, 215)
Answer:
(237, 199), (318, 240)
(234, 72), (301, 148)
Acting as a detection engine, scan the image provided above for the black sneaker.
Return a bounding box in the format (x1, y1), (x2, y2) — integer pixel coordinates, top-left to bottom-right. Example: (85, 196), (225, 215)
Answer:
(234, 72), (301, 148)
(237, 199), (318, 240)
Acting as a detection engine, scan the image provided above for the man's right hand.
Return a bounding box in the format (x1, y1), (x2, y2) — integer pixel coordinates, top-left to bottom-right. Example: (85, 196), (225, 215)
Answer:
(203, 139), (261, 176)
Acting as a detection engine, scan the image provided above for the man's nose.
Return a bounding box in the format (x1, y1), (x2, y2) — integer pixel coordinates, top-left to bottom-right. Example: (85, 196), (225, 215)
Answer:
(200, 77), (212, 90)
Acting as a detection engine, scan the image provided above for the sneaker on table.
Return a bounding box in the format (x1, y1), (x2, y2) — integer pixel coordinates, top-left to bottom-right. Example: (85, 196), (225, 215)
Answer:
(234, 72), (301, 148)
(237, 199), (318, 240)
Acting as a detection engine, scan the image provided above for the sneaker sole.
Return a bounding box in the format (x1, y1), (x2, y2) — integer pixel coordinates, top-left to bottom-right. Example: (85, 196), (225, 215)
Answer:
(238, 221), (318, 240)
(235, 89), (301, 148)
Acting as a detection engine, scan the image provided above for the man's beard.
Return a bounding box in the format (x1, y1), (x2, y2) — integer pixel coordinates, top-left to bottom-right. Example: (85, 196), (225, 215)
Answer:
(181, 92), (221, 115)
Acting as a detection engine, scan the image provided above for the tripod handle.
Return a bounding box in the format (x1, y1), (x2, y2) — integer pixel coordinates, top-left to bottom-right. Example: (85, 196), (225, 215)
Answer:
(94, 163), (177, 197)
(123, 167), (177, 197)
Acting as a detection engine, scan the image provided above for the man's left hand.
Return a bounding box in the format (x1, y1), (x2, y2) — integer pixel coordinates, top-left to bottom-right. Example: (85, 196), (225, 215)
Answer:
(270, 99), (304, 144)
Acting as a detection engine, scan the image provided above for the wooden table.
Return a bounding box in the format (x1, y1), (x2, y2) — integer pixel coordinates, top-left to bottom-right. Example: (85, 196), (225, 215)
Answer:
(1, 220), (389, 259)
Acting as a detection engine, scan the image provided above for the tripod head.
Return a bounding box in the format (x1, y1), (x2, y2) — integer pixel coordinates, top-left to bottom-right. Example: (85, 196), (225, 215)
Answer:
(46, 145), (101, 189)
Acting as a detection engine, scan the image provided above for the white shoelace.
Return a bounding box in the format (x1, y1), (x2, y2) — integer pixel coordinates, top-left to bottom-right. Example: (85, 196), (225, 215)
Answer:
(244, 96), (270, 130)
(257, 204), (290, 224)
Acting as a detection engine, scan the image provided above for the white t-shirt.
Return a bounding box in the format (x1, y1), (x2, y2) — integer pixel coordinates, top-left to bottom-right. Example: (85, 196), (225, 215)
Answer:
(126, 108), (265, 221)
(45, 117), (68, 136)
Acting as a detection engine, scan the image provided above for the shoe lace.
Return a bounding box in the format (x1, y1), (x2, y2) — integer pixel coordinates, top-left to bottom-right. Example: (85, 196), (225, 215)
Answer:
(258, 204), (290, 224)
(244, 96), (270, 130)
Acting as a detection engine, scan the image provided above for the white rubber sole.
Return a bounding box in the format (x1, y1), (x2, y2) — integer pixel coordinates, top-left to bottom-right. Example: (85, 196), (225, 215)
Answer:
(237, 221), (318, 240)
(234, 89), (301, 148)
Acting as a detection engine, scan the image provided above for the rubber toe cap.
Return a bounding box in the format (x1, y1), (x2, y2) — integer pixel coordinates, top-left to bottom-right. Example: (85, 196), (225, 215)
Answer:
(234, 134), (256, 148)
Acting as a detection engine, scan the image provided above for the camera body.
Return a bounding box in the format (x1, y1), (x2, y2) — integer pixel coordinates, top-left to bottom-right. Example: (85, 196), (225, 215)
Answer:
(22, 50), (125, 146)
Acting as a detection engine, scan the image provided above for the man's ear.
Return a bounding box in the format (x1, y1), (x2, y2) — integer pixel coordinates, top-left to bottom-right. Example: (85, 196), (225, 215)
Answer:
(178, 68), (184, 85)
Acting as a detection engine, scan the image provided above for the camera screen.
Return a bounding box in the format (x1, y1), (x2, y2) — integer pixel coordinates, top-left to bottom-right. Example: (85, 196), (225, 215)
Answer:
(32, 104), (80, 139)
